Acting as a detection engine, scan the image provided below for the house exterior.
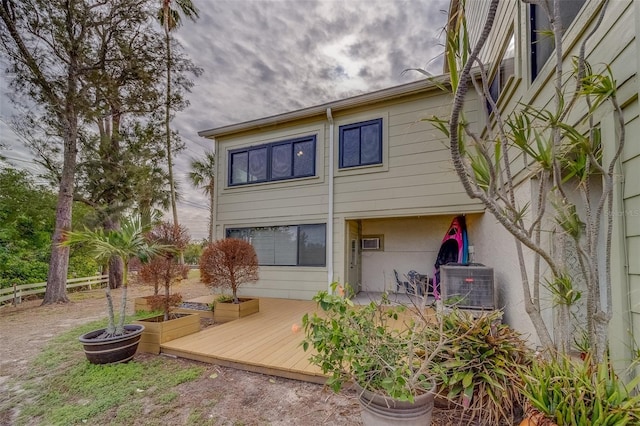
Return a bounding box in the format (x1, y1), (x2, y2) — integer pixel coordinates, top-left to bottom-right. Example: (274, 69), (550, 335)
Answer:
(198, 78), (486, 301)
(198, 0), (639, 370)
(453, 0), (640, 371)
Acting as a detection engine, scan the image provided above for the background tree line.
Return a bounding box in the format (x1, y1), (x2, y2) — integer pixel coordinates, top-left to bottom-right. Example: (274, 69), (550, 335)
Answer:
(0, 0), (203, 300)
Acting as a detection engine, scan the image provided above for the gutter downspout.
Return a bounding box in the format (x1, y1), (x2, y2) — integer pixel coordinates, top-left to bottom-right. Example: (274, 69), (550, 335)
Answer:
(326, 108), (334, 291)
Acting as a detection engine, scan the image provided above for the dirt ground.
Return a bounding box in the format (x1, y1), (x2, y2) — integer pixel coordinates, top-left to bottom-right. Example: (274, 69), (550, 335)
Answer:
(0, 279), (462, 425)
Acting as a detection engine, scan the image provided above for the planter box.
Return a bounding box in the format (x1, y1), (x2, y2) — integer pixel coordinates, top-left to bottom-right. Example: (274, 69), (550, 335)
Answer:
(173, 305), (214, 320)
(214, 298), (259, 323)
(134, 296), (154, 312)
(134, 313), (200, 354)
(134, 295), (181, 313)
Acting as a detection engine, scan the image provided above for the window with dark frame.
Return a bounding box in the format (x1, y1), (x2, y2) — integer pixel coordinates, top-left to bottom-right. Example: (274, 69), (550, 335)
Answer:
(226, 224), (326, 267)
(229, 135), (316, 186)
(530, 0), (586, 81)
(339, 118), (383, 169)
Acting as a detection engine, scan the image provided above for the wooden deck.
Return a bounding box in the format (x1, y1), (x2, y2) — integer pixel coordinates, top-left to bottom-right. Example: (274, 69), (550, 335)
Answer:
(160, 297), (327, 384)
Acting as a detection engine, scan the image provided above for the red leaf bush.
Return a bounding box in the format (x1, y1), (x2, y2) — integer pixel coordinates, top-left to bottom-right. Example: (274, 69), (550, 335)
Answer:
(200, 238), (259, 303)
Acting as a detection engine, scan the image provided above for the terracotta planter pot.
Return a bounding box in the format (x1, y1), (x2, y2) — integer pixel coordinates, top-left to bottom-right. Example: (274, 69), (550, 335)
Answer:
(78, 324), (145, 365)
(356, 383), (435, 426)
(134, 313), (200, 354)
(213, 298), (259, 323)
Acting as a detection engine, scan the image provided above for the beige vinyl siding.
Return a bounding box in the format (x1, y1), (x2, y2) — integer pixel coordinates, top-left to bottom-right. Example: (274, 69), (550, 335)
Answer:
(238, 267), (328, 300)
(215, 122), (327, 225)
(332, 90), (483, 217)
(212, 122), (329, 299)
(622, 109), (640, 373)
(464, 0), (517, 69)
(461, 0), (639, 367)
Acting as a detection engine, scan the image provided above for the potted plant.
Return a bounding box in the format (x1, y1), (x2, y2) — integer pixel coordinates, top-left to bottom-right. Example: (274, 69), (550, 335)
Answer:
(301, 284), (439, 425)
(426, 309), (531, 425)
(134, 221), (200, 354)
(199, 238), (259, 323)
(62, 215), (171, 364)
(134, 221), (190, 314)
(519, 354), (640, 425)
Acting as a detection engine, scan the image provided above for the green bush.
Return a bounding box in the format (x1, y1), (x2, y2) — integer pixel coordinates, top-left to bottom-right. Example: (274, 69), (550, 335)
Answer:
(428, 309), (531, 425)
(521, 355), (640, 425)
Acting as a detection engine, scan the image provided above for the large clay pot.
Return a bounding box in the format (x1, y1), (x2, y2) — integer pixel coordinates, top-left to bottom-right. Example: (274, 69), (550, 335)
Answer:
(79, 324), (145, 365)
(356, 384), (435, 426)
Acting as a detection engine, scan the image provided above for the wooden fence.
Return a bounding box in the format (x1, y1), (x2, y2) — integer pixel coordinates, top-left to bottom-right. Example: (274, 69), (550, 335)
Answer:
(0, 275), (109, 305)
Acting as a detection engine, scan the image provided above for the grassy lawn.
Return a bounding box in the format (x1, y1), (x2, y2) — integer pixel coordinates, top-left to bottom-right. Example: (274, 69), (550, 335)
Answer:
(11, 315), (204, 425)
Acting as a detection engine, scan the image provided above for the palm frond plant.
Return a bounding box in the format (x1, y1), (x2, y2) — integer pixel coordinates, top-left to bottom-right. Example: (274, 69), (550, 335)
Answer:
(427, 309), (531, 425)
(520, 354), (640, 425)
(62, 215), (173, 337)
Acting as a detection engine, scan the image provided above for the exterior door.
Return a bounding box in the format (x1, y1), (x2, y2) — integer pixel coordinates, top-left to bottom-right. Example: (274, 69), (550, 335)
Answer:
(347, 220), (361, 294)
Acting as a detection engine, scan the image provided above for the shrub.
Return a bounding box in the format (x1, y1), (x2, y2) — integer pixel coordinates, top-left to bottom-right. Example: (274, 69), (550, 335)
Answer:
(139, 222), (190, 319)
(200, 238), (258, 303)
(145, 293), (183, 312)
(427, 309), (531, 425)
(521, 355), (640, 425)
(302, 287), (438, 402)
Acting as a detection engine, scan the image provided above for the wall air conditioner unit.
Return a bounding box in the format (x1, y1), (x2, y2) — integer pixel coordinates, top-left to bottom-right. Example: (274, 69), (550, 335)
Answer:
(361, 235), (383, 251)
(440, 264), (496, 311)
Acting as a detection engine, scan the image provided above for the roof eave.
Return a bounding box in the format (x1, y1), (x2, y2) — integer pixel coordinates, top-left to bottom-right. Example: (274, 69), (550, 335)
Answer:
(197, 76), (449, 139)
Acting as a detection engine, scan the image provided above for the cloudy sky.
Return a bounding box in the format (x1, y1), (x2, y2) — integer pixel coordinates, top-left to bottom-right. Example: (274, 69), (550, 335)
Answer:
(0, 0), (449, 240)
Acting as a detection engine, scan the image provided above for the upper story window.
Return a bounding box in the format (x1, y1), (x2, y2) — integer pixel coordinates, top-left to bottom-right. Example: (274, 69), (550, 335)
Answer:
(530, 0), (586, 81)
(339, 118), (383, 169)
(229, 136), (316, 186)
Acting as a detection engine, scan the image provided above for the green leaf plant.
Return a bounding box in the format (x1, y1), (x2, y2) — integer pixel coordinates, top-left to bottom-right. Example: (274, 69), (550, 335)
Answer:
(302, 284), (531, 424)
(521, 354), (640, 425)
(425, 0), (624, 364)
(61, 214), (173, 337)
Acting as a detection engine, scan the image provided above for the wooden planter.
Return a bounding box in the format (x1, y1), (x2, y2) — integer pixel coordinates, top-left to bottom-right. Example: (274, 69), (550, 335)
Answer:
(134, 313), (200, 354)
(213, 298), (259, 323)
(173, 305), (214, 320)
(134, 295), (181, 313)
(134, 296), (158, 312)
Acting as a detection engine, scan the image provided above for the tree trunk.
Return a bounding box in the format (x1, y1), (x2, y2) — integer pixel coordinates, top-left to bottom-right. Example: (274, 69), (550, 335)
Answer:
(42, 121), (78, 305)
(164, 21), (184, 264)
(104, 217), (124, 289)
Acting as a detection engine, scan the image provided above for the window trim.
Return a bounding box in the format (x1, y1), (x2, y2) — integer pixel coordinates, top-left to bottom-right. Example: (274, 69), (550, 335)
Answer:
(228, 135), (316, 186)
(338, 118), (383, 169)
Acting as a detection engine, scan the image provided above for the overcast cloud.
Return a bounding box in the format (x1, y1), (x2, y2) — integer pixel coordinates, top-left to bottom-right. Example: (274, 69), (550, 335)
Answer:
(0, 0), (449, 240)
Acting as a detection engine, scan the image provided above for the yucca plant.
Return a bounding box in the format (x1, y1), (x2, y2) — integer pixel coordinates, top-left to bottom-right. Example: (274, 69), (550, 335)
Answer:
(61, 215), (172, 337)
(521, 355), (640, 425)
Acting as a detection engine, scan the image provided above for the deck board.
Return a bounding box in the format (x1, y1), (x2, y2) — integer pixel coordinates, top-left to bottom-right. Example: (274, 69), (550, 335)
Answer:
(160, 297), (326, 383)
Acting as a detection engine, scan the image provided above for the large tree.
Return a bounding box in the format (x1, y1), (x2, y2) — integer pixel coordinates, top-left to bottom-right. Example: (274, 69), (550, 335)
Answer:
(1, 0), (109, 303)
(158, 0), (200, 232)
(0, 0), (200, 300)
(188, 151), (215, 243)
(436, 0), (620, 363)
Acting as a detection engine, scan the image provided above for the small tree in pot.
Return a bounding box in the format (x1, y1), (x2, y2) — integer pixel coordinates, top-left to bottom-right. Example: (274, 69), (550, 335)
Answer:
(200, 238), (258, 303)
(139, 221), (190, 320)
(62, 215), (171, 363)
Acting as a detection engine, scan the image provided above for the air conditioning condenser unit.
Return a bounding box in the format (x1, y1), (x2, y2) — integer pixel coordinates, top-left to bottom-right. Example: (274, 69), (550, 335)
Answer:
(440, 264), (496, 311)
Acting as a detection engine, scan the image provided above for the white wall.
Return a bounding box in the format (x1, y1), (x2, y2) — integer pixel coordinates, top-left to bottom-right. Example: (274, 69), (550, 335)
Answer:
(360, 214), (483, 293)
